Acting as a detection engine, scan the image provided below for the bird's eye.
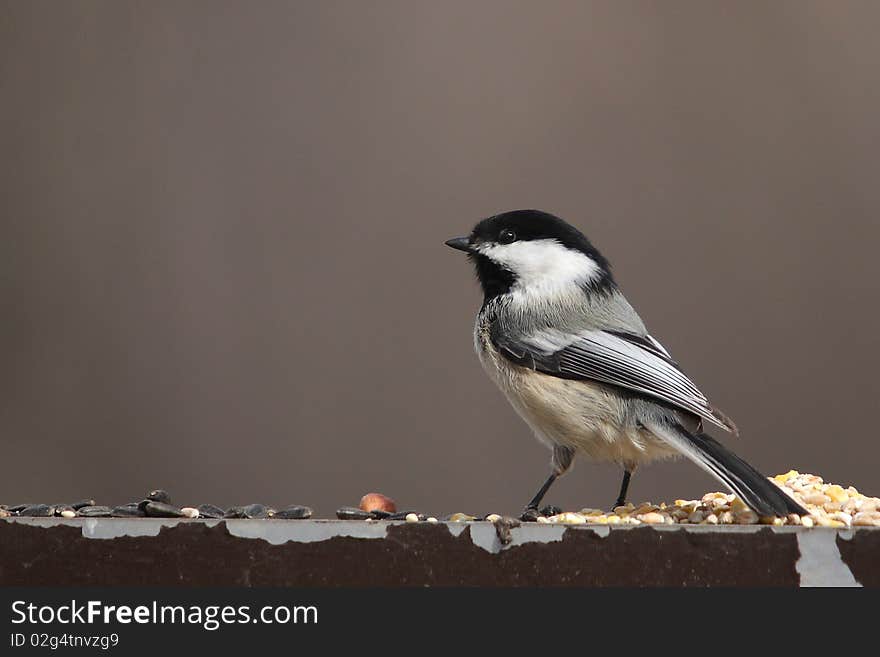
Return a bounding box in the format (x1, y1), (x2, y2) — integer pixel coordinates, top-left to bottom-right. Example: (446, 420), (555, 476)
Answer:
(498, 229), (517, 244)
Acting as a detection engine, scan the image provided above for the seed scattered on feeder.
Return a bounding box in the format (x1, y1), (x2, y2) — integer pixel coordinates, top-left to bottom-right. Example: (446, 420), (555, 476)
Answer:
(638, 512), (665, 524)
(388, 510), (423, 520)
(77, 506), (113, 518)
(223, 504), (267, 519)
(111, 504), (145, 518)
(336, 507), (371, 520)
(359, 493), (396, 514)
(197, 504), (225, 519)
(272, 505), (312, 520)
(19, 504), (54, 517)
(143, 502), (184, 518)
(147, 490), (172, 505)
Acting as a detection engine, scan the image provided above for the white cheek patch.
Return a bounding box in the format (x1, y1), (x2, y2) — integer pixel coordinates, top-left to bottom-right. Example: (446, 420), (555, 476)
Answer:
(477, 239), (601, 292)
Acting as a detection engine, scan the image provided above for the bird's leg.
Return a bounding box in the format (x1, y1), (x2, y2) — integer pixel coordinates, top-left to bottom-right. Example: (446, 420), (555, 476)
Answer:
(524, 473), (558, 512)
(521, 446), (574, 520)
(614, 466), (635, 509)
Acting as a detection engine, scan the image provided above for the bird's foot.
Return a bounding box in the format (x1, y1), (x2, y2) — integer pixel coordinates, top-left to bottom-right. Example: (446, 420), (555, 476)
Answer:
(519, 506), (541, 522)
(520, 504), (564, 522)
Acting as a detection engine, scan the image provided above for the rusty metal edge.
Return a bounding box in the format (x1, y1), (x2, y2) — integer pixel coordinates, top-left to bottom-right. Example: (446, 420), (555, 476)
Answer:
(1, 518), (875, 587)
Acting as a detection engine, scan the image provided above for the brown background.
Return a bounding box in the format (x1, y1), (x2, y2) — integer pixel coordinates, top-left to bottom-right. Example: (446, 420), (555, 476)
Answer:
(2, 1), (878, 516)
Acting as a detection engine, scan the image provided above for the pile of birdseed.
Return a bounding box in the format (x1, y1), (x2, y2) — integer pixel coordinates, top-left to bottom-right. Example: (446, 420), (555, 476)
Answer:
(518, 471), (880, 527)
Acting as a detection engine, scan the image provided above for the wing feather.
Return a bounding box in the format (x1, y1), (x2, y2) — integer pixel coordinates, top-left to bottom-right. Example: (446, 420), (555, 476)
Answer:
(494, 328), (737, 434)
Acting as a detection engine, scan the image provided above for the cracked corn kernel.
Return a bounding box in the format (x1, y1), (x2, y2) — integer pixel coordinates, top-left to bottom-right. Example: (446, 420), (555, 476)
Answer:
(448, 513), (475, 522)
(774, 470), (800, 484)
(638, 512), (665, 524)
(554, 512), (587, 524)
(815, 516), (845, 528)
(735, 511), (759, 524)
(853, 512), (880, 526)
(729, 497), (749, 513)
(825, 485), (848, 504)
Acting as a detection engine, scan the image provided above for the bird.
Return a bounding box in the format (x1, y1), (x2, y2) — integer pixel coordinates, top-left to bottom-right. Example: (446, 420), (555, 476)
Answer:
(445, 209), (807, 519)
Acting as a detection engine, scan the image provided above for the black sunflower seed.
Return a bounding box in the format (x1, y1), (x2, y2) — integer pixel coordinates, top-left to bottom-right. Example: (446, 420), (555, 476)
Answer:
(197, 504), (225, 519)
(19, 504), (54, 517)
(224, 504), (268, 519)
(111, 505), (146, 518)
(388, 511), (423, 521)
(143, 501), (184, 518)
(146, 490), (172, 505)
(271, 505), (312, 520)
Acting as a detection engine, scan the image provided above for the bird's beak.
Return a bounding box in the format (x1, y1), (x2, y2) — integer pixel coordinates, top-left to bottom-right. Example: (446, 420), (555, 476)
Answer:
(445, 236), (472, 253)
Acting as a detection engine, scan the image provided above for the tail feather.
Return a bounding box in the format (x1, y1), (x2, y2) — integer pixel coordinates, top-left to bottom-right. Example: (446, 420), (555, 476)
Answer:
(650, 422), (807, 517)
(709, 406), (739, 436)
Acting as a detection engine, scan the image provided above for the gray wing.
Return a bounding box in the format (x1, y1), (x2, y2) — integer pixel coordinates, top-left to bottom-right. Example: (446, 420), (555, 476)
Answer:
(492, 327), (737, 434)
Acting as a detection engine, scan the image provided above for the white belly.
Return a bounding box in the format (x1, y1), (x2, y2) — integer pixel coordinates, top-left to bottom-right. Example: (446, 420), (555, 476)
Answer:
(475, 323), (679, 466)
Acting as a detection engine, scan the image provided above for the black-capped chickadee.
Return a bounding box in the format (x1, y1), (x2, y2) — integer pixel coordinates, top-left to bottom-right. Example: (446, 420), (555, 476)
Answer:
(446, 209), (807, 518)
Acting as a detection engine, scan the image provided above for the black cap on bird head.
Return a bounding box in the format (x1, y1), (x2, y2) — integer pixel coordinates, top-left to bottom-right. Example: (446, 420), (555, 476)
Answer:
(445, 209), (615, 303)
